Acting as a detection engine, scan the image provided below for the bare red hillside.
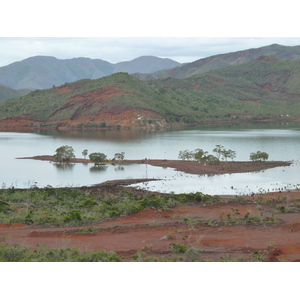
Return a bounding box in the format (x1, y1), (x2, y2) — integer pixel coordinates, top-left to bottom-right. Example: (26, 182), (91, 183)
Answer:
(50, 85), (129, 119)
(58, 108), (167, 130)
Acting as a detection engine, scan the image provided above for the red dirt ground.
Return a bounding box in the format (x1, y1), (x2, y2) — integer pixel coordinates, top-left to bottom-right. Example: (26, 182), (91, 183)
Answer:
(1, 158), (300, 261)
(1, 190), (300, 261)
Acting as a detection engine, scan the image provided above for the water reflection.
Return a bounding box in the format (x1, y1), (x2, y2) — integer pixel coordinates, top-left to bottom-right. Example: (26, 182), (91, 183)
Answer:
(90, 165), (108, 172)
(39, 128), (157, 142)
(53, 163), (75, 171)
(114, 165), (125, 171)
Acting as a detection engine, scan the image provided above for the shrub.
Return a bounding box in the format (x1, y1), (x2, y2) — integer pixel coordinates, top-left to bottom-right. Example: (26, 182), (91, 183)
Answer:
(169, 243), (187, 253)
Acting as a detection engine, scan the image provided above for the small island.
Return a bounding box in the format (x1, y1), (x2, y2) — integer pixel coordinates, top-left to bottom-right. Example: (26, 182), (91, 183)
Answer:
(16, 144), (292, 188)
(17, 155), (291, 176)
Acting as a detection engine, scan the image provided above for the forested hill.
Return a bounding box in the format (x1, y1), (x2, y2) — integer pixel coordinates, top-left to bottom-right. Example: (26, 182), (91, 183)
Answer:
(1, 56), (300, 131)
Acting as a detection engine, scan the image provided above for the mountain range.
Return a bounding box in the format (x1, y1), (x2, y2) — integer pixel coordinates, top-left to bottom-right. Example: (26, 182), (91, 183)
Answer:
(0, 83), (30, 103)
(134, 43), (300, 80)
(0, 43), (300, 131)
(0, 55), (180, 91)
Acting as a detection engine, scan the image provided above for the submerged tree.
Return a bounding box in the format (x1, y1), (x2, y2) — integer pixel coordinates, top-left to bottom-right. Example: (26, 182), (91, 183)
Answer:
(53, 145), (75, 163)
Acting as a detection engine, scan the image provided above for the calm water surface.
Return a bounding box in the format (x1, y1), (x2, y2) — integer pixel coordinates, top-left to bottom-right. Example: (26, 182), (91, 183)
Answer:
(1, 122), (300, 195)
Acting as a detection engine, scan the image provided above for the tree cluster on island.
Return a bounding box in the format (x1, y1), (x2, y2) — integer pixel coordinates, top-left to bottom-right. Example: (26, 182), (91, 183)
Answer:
(178, 145), (237, 164)
(53, 145), (125, 166)
(178, 145), (269, 164)
(53, 145), (269, 167)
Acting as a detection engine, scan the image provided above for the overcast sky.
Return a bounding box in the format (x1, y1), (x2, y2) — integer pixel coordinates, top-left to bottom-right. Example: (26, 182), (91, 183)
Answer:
(0, 37), (299, 67)
(0, 1), (299, 67)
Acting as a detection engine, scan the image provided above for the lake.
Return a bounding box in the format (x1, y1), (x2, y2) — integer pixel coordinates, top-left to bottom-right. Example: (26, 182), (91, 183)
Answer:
(1, 122), (300, 195)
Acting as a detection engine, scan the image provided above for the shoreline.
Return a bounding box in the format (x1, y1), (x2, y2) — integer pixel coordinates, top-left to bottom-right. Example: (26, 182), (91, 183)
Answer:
(1, 117), (300, 132)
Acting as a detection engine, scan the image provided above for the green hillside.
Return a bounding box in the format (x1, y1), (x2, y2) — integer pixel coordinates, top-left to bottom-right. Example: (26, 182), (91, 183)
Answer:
(147, 57), (300, 122)
(0, 73), (183, 122)
(1, 57), (300, 129)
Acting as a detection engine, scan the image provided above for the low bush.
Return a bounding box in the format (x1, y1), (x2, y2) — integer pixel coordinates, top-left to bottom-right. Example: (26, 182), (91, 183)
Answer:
(0, 243), (120, 262)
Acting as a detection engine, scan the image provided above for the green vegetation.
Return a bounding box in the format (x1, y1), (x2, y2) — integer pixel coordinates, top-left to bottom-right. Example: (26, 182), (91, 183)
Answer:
(1, 57), (300, 128)
(0, 241), (276, 262)
(0, 185), (294, 262)
(179, 145), (269, 164)
(178, 145), (238, 164)
(0, 73), (181, 123)
(0, 243), (120, 262)
(113, 152), (125, 164)
(250, 151), (269, 161)
(53, 145), (75, 163)
(213, 145), (236, 161)
(180, 209), (280, 227)
(82, 149), (88, 159)
(89, 152), (108, 166)
(0, 186), (217, 227)
(0, 185), (287, 228)
(169, 243), (188, 254)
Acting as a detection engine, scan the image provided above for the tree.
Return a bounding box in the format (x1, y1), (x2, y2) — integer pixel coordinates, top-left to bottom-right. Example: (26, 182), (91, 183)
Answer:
(250, 152), (259, 161)
(82, 149), (88, 159)
(223, 149), (236, 161)
(250, 151), (269, 162)
(202, 154), (220, 165)
(178, 150), (194, 161)
(53, 145), (75, 163)
(260, 152), (269, 161)
(114, 152), (125, 164)
(194, 148), (208, 163)
(213, 145), (236, 161)
(213, 145), (225, 160)
(89, 152), (107, 166)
